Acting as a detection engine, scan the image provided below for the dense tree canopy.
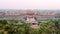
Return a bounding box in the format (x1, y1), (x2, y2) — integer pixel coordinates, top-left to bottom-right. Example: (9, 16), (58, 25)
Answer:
(0, 20), (60, 34)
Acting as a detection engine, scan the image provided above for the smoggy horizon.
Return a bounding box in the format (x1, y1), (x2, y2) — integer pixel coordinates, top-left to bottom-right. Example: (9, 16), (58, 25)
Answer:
(0, 0), (60, 10)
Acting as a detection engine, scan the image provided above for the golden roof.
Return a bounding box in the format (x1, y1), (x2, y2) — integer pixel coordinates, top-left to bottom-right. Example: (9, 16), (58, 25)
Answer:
(25, 10), (36, 15)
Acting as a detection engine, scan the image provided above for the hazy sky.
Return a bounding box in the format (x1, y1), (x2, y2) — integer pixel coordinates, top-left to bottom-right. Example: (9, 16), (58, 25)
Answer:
(0, 0), (60, 10)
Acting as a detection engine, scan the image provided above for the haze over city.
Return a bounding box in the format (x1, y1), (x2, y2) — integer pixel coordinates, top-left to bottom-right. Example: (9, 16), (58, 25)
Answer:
(0, 0), (60, 10)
